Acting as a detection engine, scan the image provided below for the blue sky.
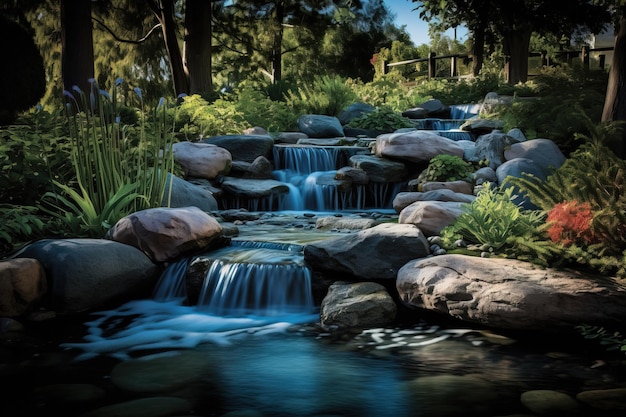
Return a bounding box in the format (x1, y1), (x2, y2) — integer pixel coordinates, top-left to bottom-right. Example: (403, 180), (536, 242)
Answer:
(384, 0), (468, 46)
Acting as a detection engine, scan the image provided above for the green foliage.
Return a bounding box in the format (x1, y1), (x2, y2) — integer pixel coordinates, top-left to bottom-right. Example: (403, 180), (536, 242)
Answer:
(0, 204), (46, 250)
(441, 183), (546, 251)
(489, 66), (608, 154)
(0, 107), (73, 206)
(234, 88), (299, 132)
(420, 154), (474, 183)
(40, 80), (176, 237)
(506, 141), (626, 256)
(171, 94), (250, 139)
(348, 77), (432, 112)
(346, 106), (413, 133)
(578, 324), (626, 356)
(285, 75), (357, 116)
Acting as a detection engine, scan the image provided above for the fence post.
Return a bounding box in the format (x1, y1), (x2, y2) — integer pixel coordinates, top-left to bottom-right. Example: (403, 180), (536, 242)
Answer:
(581, 45), (590, 69)
(599, 54), (606, 70)
(450, 55), (457, 78)
(428, 52), (436, 79)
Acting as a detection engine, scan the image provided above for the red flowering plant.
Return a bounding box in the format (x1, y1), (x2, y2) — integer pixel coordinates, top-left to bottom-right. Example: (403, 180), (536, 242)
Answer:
(546, 200), (596, 246)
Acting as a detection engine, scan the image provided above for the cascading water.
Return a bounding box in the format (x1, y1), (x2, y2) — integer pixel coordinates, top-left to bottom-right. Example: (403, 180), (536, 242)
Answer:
(272, 144), (403, 211)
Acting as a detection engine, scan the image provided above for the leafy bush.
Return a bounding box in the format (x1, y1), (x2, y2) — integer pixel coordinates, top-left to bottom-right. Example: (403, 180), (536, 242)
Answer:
(441, 183), (546, 252)
(348, 76), (432, 112)
(234, 88), (298, 132)
(0, 204), (46, 251)
(346, 106), (413, 133)
(0, 108), (73, 206)
(172, 94), (250, 139)
(285, 75), (357, 116)
(488, 66), (608, 154)
(419, 154), (474, 183)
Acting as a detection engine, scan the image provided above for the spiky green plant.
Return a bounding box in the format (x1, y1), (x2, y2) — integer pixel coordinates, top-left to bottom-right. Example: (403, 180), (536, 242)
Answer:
(441, 182), (546, 251)
(40, 79), (175, 237)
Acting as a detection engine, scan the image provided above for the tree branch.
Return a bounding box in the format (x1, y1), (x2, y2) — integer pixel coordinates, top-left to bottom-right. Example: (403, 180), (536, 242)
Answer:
(92, 16), (161, 44)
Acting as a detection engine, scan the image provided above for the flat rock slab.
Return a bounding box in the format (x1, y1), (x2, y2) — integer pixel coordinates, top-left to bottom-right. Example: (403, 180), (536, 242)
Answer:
(397, 254), (626, 333)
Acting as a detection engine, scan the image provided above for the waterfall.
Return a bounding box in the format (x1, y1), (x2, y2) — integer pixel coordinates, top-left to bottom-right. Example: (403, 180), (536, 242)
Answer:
(273, 145), (340, 175)
(449, 103), (482, 120)
(198, 261), (315, 316)
(152, 257), (190, 301)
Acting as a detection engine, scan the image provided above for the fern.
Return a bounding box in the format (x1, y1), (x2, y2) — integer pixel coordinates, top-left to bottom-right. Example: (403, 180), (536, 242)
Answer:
(506, 141), (626, 255)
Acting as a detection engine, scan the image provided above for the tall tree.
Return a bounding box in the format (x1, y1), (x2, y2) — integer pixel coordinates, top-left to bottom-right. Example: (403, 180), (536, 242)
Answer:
(146, 0), (189, 95)
(61, 0), (95, 94)
(184, 0), (213, 93)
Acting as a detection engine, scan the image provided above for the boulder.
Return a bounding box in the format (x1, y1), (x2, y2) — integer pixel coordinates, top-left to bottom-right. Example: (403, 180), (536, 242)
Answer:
(10, 239), (158, 314)
(219, 177), (289, 199)
(392, 190), (475, 213)
(0, 258), (47, 317)
(473, 131), (520, 169)
(396, 254), (626, 333)
(421, 180), (474, 195)
(398, 201), (465, 236)
(230, 156), (274, 179)
(375, 131), (464, 164)
(334, 166), (369, 185)
(503, 138), (566, 171)
(172, 141), (232, 179)
(304, 222), (430, 281)
(338, 102), (376, 125)
(298, 114), (344, 138)
(348, 154), (407, 183)
(320, 281), (397, 329)
(203, 134), (275, 163)
(162, 173), (219, 212)
(106, 206), (225, 263)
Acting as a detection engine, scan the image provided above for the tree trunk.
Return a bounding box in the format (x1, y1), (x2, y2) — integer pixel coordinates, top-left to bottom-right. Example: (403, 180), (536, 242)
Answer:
(184, 0), (212, 94)
(153, 0), (189, 96)
(61, 0), (94, 95)
(503, 28), (532, 84)
(601, 13), (626, 158)
(270, 1), (284, 83)
(471, 23), (485, 77)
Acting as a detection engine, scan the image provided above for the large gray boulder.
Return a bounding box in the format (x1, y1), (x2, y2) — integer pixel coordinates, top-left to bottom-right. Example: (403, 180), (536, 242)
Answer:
(298, 114), (345, 138)
(320, 281), (397, 329)
(473, 131), (520, 169)
(393, 190), (475, 213)
(397, 254), (626, 333)
(348, 154), (407, 183)
(203, 134), (275, 163)
(162, 173), (219, 212)
(398, 201), (465, 236)
(10, 239), (158, 314)
(304, 222), (430, 281)
(504, 138), (565, 171)
(375, 131), (464, 164)
(172, 141), (232, 179)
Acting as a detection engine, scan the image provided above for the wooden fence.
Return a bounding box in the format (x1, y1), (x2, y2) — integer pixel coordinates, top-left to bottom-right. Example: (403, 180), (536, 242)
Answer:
(383, 45), (615, 80)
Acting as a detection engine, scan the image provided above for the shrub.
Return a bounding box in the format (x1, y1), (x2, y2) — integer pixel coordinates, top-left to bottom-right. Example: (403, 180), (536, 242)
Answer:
(419, 154), (474, 183)
(172, 94), (249, 140)
(0, 107), (73, 206)
(441, 183), (545, 251)
(346, 106), (413, 133)
(285, 75), (357, 116)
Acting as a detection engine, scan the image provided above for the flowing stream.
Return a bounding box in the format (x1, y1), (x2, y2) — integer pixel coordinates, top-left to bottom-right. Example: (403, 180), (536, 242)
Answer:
(4, 109), (626, 417)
